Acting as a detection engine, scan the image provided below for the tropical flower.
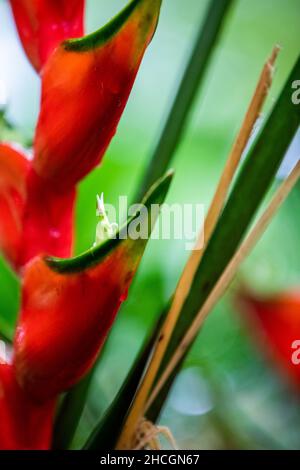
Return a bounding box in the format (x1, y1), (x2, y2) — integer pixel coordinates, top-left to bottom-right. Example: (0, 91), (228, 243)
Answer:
(237, 289), (300, 391)
(0, 0), (166, 449)
(0, 0), (162, 272)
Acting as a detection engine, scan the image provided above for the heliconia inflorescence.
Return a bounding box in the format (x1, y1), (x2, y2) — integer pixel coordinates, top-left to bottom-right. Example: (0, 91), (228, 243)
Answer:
(237, 289), (300, 391)
(0, 0), (165, 449)
(0, 0), (162, 272)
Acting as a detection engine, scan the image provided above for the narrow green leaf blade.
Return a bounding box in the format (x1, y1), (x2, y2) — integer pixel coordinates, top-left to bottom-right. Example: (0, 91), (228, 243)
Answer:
(148, 55), (300, 421)
(0, 320), (13, 343)
(84, 313), (165, 450)
(136, 0), (234, 200)
(52, 371), (94, 450)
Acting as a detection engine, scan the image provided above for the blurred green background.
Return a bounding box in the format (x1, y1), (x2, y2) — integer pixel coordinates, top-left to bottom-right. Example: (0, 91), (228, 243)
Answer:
(0, 0), (299, 449)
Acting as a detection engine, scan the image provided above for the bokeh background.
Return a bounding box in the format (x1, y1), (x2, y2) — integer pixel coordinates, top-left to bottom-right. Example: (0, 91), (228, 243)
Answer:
(0, 0), (299, 449)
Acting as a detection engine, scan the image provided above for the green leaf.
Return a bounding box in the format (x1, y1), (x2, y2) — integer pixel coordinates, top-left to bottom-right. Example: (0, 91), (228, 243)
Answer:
(0, 318), (13, 343)
(0, 257), (19, 342)
(135, 0), (234, 201)
(52, 370), (94, 450)
(147, 55), (300, 421)
(52, 339), (109, 450)
(84, 312), (165, 450)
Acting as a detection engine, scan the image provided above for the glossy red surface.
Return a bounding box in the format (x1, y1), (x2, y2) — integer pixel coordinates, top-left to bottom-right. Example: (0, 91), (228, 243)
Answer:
(10, 0), (84, 72)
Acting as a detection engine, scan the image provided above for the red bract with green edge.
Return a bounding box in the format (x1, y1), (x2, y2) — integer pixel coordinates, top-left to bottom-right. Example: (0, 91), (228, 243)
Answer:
(0, 363), (55, 450)
(13, 172), (173, 403)
(237, 289), (300, 391)
(0, 0), (162, 272)
(9, 0), (85, 72)
(33, 0), (162, 189)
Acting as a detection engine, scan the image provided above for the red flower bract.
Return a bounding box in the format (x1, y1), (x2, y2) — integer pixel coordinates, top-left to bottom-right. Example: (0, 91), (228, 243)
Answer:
(0, 363), (55, 450)
(9, 0), (85, 72)
(0, 143), (30, 268)
(0, 143), (75, 272)
(33, 0), (162, 190)
(1, 0), (162, 272)
(21, 169), (76, 269)
(14, 245), (137, 401)
(237, 289), (300, 391)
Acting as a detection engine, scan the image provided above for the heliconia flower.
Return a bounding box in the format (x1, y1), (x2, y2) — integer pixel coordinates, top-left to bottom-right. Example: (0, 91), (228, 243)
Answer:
(33, 0), (162, 190)
(13, 172), (173, 402)
(0, 142), (75, 272)
(0, 363), (55, 450)
(9, 0), (85, 72)
(0, 0), (162, 272)
(236, 289), (300, 391)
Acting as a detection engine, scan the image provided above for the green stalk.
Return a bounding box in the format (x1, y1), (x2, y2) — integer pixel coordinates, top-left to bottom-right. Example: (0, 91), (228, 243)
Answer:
(147, 55), (300, 421)
(84, 312), (166, 450)
(52, 366), (96, 449)
(135, 0), (234, 201)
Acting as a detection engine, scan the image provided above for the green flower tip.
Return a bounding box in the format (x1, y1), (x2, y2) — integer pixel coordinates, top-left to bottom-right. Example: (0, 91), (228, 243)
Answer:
(63, 0), (162, 53)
